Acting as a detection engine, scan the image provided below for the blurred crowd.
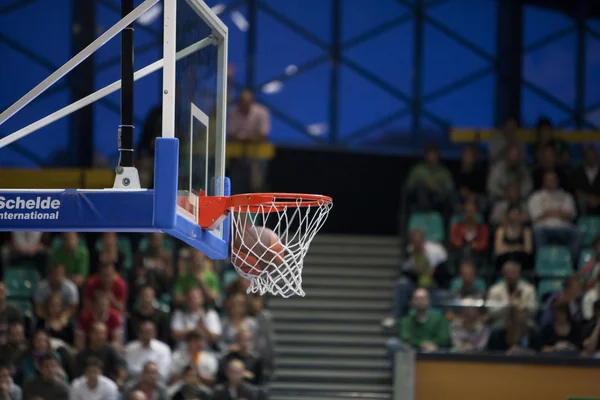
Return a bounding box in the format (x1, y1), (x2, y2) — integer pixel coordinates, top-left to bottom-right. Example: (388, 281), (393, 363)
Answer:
(384, 116), (600, 359)
(0, 231), (274, 400)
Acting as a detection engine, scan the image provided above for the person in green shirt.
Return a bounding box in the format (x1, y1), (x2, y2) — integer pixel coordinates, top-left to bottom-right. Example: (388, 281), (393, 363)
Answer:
(530, 117), (569, 166)
(49, 232), (89, 287)
(395, 288), (450, 352)
(173, 247), (220, 306)
(405, 145), (454, 215)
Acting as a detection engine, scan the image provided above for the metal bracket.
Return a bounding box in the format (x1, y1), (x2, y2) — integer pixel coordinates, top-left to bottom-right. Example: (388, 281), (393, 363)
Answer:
(113, 166), (141, 189)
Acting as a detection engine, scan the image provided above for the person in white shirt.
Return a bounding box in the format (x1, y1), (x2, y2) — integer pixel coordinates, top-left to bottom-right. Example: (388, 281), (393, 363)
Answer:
(171, 287), (222, 350)
(227, 89), (271, 194)
(487, 261), (537, 324)
(124, 320), (172, 382)
(70, 357), (118, 400)
(528, 170), (581, 259)
(168, 330), (217, 395)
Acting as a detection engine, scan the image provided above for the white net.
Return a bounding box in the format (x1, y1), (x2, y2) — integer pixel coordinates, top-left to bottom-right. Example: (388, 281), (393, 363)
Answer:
(230, 197), (333, 298)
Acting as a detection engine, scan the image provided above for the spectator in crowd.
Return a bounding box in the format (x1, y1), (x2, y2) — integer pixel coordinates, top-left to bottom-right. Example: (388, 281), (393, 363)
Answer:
(582, 282), (599, 322)
(33, 263), (78, 320)
(405, 145), (453, 215)
(217, 329), (263, 386)
(36, 292), (74, 345)
(449, 200), (489, 262)
(212, 359), (263, 400)
(75, 291), (122, 350)
(531, 117), (569, 166)
(489, 182), (529, 226)
(228, 88), (271, 194)
(381, 229), (448, 328)
(247, 295), (274, 382)
(173, 248), (219, 307)
(448, 260), (486, 300)
(487, 144), (532, 201)
(0, 322), (25, 377)
(494, 205), (533, 274)
(528, 170), (580, 260)
(124, 362), (168, 400)
(532, 145), (569, 191)
(0, 363), (20, 400)
(580, 236), (600, 290)
(453, 145), (486, 212)
(1, 231), (46, 274)
(70, 357), (119, 400)
(487, 306), (536, 355)
(571, 145), (600, 215)
(172, 366), (211, 400)
(582, 299), (600, 357)
(220, 294), (257, 350)
(449, 299), (490, 352)
(389, 289), (449, 353)
(22, 354), (69, 400)
(540, 275), (583, 327)
(16, 329), (66, 385)
(125, 320), (172, 383)
(489, 116), (525, 165)
(538, 303), (581, 355)
(49, 232), (89, 287)
(95, 232), (126, 274)
(130, 233), (173, 307)
(74, 322), (125, 384)
(127, 285), (170, 344)
(0, 283), (22, 346)
(487, 261), (537, 324)
(83, 262), (127, 313)
(169, 331), (217, 391)
(171, 287), (221, 350)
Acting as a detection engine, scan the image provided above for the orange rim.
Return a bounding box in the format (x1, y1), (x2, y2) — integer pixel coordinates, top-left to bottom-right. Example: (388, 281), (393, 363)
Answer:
(228, 193), (333, 212)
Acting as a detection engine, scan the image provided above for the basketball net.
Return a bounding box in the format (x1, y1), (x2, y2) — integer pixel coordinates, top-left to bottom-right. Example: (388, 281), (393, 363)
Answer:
(230, 197), (332, 298)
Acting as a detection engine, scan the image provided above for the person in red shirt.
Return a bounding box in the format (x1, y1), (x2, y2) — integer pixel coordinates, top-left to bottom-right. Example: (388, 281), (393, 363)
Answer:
(450, 200), (489, 256)
(83, 262), (127, 313)
(75, 291), (122, 350)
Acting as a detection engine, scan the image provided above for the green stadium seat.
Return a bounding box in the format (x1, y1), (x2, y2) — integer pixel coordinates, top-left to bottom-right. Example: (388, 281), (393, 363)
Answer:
(578, 248), (594, 271)
(4, 267), (39, 298)
(95, 235), (134, 270)
(537, 279), (563, 303)
(535, 246), (573, 278)
(408, 212), (444, 243)
(6, 298), (33, 318)
(577, 216), (600, 246)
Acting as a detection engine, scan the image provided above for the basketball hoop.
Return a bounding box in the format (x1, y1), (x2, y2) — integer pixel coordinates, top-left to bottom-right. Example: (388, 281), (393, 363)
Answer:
(199, 193), (333, 297)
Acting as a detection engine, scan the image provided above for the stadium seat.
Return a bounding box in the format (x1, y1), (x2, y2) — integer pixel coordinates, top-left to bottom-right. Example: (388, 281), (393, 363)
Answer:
(4, 267), (39, 298)
(537, 279), (563, 303)
(577, 215), (600, 246)
(408, 211), (444, 243)
(535, 246), (573, 278)
(578, 248), (594, 271)
(95, 235), (134, 270)
(7, 298), (33, 318)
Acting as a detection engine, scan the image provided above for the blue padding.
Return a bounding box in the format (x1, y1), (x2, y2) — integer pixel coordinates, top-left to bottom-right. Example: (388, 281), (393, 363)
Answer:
(167, 214), (228, 259)
(153, 137), (178, 230)
(0, 190), (156, 232)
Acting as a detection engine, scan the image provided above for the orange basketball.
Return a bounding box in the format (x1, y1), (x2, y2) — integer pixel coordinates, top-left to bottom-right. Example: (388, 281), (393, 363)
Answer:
(232, 226), (285, 276)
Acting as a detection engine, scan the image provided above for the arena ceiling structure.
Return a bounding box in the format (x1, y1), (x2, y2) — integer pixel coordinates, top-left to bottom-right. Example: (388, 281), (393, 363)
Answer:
(1, 0), (600, 166)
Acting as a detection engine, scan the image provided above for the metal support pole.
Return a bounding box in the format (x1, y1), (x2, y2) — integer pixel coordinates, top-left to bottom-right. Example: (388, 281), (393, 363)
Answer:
(246, 0), (258, 89)
(118, 0), (135, 169)
(411, 0), (424, 146)
(495, 0), (523, 124)
(69, 0), (96, 167)
(329, 0), (341, 144)
(575, 1), (587, 129)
